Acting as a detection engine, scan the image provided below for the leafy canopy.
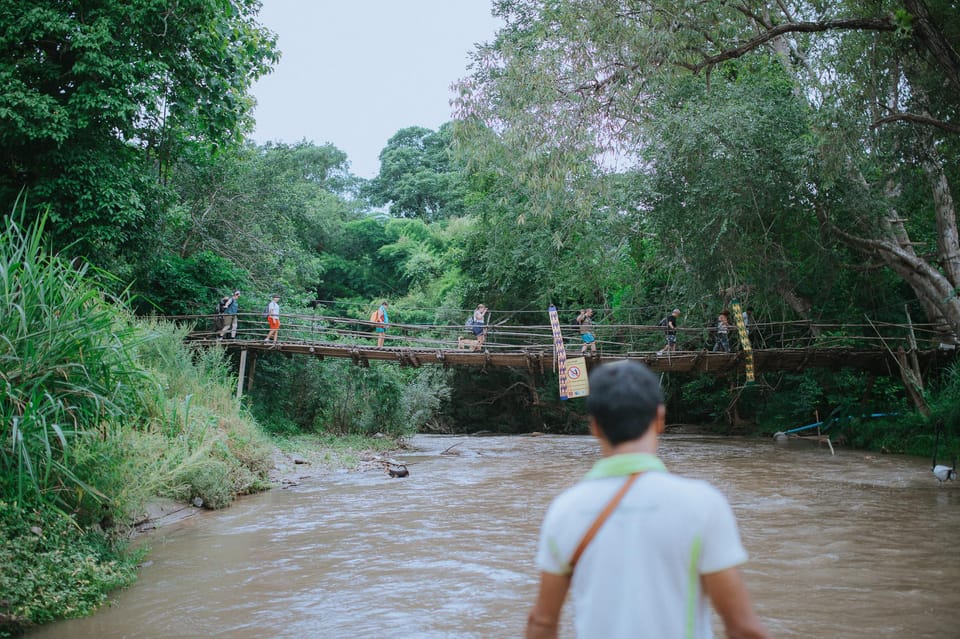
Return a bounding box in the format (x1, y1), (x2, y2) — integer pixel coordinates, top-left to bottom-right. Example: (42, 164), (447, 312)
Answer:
(0, 0), (279, 253)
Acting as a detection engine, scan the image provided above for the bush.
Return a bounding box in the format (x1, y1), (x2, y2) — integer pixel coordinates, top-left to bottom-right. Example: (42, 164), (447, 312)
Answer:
(0, 210), (275, 631)
(247, 354), (447, 438)
(171, 458), (234, 510)
(0, 210), (152, 519)
(0, 501), (141, 637)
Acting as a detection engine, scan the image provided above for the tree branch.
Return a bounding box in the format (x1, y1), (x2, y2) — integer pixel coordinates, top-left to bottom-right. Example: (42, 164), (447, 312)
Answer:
(681, 18), (896, 74)
(871, 112), (960, 135)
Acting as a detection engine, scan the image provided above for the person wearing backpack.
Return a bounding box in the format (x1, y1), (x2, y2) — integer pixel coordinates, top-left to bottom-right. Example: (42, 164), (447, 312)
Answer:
(372, 300), (389, 347)
(656, 308), (681, 356)
(217, 290), (241, 340)
(471, 303), (488, 349)
(213, 295), (230, 335)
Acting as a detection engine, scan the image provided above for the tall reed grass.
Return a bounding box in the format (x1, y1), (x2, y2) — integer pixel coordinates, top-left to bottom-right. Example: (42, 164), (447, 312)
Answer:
(0, 209), (150, 515)
(1, 207), (274, 634)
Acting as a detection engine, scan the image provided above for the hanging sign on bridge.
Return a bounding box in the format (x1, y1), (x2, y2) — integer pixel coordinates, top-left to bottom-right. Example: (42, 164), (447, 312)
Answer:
(549, 305), (589, 399)
(730, 298), (755, 384)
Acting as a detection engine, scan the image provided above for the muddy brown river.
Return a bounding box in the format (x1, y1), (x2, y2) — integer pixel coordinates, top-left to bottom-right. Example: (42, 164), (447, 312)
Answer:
(27, 434), (960, 638)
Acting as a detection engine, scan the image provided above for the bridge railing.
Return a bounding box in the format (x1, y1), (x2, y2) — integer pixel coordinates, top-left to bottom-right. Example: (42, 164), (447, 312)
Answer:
(165, 311), (938, 354)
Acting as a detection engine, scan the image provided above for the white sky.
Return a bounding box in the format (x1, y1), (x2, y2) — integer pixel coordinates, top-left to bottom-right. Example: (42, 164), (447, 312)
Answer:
(249, 1), (503, 179)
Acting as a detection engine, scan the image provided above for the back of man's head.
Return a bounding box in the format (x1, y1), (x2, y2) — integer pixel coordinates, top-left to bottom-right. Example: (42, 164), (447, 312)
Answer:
(586, 361), (664, 445)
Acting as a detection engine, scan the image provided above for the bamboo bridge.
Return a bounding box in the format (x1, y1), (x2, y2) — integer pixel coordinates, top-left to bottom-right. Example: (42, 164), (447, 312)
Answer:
(178, 311), (955, 379)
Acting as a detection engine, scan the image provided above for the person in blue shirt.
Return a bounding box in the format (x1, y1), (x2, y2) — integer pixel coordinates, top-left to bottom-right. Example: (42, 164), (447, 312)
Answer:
(375, 300), (389, 347)
(218, 290), (241, 339)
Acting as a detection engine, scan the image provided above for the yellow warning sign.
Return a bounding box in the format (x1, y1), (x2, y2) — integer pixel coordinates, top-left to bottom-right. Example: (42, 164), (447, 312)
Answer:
(564, 357), (590, 398)
(549, 305), (589, 399)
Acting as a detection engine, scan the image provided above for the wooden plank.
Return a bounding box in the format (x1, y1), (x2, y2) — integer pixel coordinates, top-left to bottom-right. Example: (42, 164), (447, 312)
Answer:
(189, 336), (953, 376)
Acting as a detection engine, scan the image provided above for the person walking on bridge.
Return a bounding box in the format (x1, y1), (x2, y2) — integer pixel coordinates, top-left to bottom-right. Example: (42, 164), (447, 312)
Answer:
(472, 303), (488, 349)
(526, 360), (769, 639)
(218, 290), (241, 340)
(374, 300), (389, 347)
(264, 294), (281, 345)
(576, 308), (597, 355)
(656, 308), (681, 356)
(713, 310), (731, 353)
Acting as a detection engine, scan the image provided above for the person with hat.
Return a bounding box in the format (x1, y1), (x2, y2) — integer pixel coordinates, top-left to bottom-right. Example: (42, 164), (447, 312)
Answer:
(264, 294), (281, 345)
(218, 290), (241, 339)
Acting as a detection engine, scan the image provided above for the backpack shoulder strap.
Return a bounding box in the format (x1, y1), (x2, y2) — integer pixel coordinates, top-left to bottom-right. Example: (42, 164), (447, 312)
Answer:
(569, 472), (640, 570)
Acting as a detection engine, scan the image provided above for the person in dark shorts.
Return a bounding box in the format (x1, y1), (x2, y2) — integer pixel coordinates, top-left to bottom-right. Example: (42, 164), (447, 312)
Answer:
(713, 310), (731, 352)
(472, 303), (488, 348)
(657, 308), (680, 355)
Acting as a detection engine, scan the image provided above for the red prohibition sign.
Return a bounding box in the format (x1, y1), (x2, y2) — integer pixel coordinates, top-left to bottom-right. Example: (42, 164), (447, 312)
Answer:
(568, 366), (582, 379)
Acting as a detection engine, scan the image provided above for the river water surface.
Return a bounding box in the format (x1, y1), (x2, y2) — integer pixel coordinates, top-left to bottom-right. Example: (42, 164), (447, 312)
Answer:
(28, 434), (960, 638)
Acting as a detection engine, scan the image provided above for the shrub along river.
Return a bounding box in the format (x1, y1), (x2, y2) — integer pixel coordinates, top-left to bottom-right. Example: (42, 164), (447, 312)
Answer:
(27, 434), (960, 638)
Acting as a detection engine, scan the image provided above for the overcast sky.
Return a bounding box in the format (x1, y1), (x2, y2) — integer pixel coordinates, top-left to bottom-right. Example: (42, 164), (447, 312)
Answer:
(249, 1), (503, 179)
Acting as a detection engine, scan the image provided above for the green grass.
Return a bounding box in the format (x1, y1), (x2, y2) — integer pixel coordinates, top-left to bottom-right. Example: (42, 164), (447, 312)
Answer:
(272, 433), (404, 470)
(0, 209), (274, 632)
(0, 500), (143, 637)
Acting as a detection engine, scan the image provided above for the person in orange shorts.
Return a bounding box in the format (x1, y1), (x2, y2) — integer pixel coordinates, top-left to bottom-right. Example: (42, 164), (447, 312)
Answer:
(265, 294), (281, 345)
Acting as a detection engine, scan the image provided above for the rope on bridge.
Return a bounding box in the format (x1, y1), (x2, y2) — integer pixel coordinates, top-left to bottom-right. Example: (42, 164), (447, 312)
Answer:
(166, 310), (949, 356)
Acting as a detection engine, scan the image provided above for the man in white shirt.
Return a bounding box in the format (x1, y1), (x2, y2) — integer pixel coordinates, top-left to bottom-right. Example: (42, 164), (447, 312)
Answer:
(526, 360), (769, 639)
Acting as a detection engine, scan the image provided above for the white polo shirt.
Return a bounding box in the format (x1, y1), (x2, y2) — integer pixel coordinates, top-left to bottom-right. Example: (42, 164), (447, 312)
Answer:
(535, 453), (748, 639)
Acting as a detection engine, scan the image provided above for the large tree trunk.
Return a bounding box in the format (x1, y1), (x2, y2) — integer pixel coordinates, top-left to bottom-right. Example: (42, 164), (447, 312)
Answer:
(921, 137), (960, 289)
(818, 208), (960, 344)
(902, 0), (960, 95)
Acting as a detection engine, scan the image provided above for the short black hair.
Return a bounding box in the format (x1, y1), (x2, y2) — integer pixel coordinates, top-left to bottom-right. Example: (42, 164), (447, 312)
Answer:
(585, 361), (664, 445)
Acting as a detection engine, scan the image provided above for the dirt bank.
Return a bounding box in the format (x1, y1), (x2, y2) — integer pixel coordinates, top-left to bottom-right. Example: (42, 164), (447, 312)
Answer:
(133, 441), (408, 536)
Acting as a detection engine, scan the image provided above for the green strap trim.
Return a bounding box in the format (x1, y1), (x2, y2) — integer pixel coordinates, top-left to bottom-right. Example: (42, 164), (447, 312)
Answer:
(685, 535), (703, 639)
(583, 453), (667, 480)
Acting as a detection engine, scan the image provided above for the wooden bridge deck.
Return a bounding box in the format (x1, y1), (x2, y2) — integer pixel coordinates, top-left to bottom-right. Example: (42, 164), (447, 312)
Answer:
(186, 336), (951, 376)
(175, 310), (957, 376)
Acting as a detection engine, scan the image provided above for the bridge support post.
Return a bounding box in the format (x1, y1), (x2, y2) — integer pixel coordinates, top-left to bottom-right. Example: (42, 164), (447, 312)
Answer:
(247, 352), (257, 392)
(236, 349), (248, 399)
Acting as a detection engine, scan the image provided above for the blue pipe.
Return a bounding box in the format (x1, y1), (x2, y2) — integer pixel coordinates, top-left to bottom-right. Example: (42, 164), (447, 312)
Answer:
(782, 412), (898, 435)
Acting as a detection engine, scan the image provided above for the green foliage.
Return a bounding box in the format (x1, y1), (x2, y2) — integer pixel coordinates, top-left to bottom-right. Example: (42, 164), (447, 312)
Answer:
(457, 0), (960, 340)
(248, 355), (449, 439)
(0, 211), (151, 515)
(134, 250), (248, 315)
(853, 361), (960, 457)
(0, 0), (279, 254)
(641, 57), (820, 301)
(0, 500), (142, 636)
(0, 209), (276, 630)
(133, 140), (362, 314)
(317, 217), (405, 301)
(132, 320), (274, 507)
(363, 124), (468, 221)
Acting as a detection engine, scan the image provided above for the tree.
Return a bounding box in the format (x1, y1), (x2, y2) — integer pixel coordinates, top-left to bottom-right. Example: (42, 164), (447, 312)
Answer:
(136, 141), (360, 314)
(0, 0), (278, 256)
(363, 123), (468, 221)
(456, 0), (960, 341)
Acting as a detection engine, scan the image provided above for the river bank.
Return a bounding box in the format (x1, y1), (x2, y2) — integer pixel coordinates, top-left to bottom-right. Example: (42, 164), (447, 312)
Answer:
(132, 434), (408, 536)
